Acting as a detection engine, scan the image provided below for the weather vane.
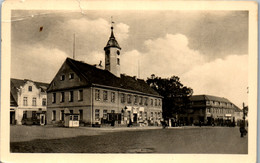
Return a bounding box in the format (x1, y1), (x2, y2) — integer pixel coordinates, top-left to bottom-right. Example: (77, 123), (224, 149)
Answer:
(111, 16), (115, 29)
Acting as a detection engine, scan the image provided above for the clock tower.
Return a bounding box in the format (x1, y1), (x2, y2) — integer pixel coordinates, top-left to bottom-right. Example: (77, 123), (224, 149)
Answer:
(104, 25), (121, 77)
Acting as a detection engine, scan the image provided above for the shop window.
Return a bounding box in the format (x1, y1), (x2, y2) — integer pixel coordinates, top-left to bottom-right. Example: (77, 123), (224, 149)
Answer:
(103, 110), (107, 119)
(78, 90), (83, 101)
(23, 111), (27, 119)
(144, 112), (147, 120)
(95, 109), (100, 121)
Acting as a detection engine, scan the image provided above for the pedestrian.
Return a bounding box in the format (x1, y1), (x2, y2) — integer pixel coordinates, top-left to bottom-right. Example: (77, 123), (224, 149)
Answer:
(239, 120), (247, 137)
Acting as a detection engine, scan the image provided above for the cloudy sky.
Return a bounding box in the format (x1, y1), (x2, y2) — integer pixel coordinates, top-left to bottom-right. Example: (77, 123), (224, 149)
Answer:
(11, 10), (248, 108)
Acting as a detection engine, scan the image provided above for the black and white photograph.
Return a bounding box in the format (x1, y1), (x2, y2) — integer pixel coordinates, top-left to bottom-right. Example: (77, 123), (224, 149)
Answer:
(1, 1), (258, 163)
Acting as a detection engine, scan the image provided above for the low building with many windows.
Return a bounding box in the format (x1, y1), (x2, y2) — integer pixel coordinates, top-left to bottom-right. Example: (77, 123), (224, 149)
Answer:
(10, 78), (49, 125)
(177, 95), (240, 126)
(46, 25), (162, 127)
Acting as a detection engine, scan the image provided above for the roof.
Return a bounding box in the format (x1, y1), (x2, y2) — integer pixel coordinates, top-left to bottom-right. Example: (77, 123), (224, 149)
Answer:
(10, 93), (18, 107)
(10, 78), (49, 105)
(104, 27), (121, 50)
(62, 58), (160, 97)
(190, 94), (232, 103)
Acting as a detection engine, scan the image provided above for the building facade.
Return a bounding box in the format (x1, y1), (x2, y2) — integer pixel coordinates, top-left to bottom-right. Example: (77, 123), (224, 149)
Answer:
(10, 78), (49, 125)
(46, 25), (163, 126)
(178, 95), (240, 126)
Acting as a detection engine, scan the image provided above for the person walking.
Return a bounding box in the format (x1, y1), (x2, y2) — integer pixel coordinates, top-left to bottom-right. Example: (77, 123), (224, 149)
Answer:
(239, 120), (247, 137)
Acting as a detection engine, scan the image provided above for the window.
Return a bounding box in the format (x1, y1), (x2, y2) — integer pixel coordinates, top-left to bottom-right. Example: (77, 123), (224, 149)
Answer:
(155, 112), (157, 120)
(134, 95), (138, 104)
(60, 75), (65, 81)
(32, 111), (37, 119)
(117, 58), (120, 65)
(155, 99), (157, 106)
(32, 97), (37, 106)
(103, 110), (107, 119)
(52, 93), (56, 103)
(79, 110), (83, 120)
(60, 110), (64, 121)
(23, 111), (27, 119)
(28, 86), (32, 92)
(69, 91), (74, 102)
(121, 93), (125, 103)
(95, 109), (100, 120)
(127, 94), (132, 103)
(206, 101), (210, 105)
(144, 97), (148, 106)
(23, 97), (28, 106)
(111, 110), (115, 113)
(42, 98), (46, 106)
(69, 73), (74, 79)
(127, 111), (131, 119)
(60, 92), (65, 102)
(103, 91), (108, 101)
(111, 92), (115, 102)
(70, 110), (73, 114)
(78, 90), (83, 101)
(52, 110), (56, 121)
(158, 99), (161, 106)
(139, 97), (143, 105)
(95, 89), (100, 101)
(139, 111), (143, 120)
(151, 99), (153, 106)
(151, 112), (154, 119)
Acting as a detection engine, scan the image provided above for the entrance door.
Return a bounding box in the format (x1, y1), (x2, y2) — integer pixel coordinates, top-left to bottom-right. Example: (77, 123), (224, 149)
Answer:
(133, 113), (137, 123)
(40, 114), (45, 125)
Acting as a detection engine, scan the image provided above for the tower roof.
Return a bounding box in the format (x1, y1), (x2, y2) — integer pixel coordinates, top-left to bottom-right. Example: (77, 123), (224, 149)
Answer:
(104, 26), (121, 50)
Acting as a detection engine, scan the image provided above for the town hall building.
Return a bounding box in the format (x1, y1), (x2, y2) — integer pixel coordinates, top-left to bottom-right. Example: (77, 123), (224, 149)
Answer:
(46, 25), (163, 126)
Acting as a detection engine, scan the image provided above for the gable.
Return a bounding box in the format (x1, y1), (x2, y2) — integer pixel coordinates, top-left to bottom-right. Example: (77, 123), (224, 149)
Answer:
(47, 60), (89, 92)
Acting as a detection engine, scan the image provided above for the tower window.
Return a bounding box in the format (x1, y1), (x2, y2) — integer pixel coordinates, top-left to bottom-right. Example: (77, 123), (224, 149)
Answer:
(117, 50), (120, 55)
(117, 58), (120, 65)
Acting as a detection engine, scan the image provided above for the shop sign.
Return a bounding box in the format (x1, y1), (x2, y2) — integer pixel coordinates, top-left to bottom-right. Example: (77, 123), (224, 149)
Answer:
(225, 114), (232, 117)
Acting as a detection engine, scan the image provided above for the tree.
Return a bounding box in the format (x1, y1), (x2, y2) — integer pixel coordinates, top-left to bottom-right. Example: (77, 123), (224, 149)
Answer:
(146, 74), (193, 119)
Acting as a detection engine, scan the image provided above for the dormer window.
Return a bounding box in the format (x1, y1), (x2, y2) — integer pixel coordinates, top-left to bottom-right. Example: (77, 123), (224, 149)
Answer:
(60, 75), (65, 81)
(69, 73), (74, 80)
(28, 86), (32, 92)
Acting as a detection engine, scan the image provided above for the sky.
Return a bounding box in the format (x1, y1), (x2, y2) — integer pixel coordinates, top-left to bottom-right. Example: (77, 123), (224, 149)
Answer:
(11, 10), (248, 108)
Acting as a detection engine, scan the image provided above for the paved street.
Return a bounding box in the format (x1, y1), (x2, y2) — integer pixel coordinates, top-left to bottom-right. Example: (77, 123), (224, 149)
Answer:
(10, 125), (248, 154)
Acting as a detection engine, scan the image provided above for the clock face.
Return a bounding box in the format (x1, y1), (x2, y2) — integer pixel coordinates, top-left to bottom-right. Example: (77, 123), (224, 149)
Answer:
(117, 50), (120, 55)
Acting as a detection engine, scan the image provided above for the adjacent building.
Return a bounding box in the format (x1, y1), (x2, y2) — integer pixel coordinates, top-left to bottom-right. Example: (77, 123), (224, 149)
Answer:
(46, 25), (163, 126)
(10, 78), (49, 125)
(178, 95), (240, 126)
